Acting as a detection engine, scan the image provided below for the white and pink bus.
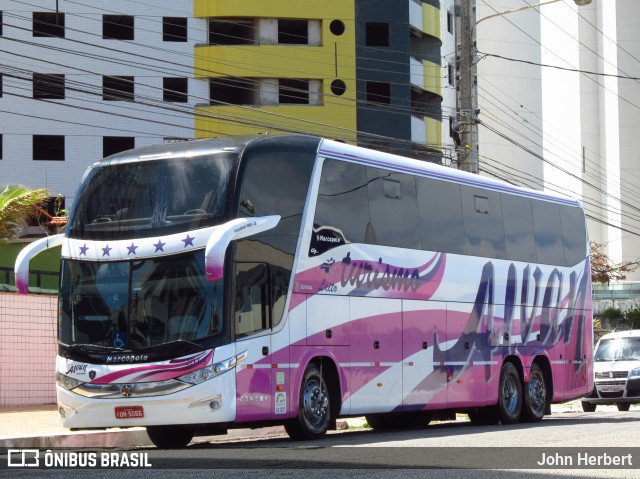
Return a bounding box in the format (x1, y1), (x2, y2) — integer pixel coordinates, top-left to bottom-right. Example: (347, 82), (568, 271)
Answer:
(15, 135), (593, 447)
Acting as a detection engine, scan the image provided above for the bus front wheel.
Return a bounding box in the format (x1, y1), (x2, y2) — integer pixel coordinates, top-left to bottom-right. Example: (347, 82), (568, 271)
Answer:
(497, 362), (522, 424)
(285, 364), (331, 440)
(146, 425), (194, 448)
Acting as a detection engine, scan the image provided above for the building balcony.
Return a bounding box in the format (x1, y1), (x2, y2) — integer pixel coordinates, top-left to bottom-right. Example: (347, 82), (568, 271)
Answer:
(410, 57), (443, 99)
(411, 115), (442, 149)
(409, 0), (441, 42)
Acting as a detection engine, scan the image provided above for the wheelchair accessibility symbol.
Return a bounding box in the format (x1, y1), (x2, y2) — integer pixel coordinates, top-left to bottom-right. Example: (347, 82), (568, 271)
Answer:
(113, 332), (126, 349)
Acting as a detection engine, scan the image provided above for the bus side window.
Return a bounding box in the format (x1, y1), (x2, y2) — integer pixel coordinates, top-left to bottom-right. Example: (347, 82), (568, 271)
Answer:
(460, 186), (506, 259)
(366, 168), (421, 249)
(532, 201), (565, 266)
(311, 159), (371, 256)
(234, 262), (270, 337)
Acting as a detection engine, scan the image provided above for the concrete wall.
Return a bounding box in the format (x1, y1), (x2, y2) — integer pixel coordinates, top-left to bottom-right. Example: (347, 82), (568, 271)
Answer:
(0, 293), (57, 406)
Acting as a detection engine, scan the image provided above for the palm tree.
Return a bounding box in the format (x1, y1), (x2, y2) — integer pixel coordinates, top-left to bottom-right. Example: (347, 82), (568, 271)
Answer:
(0, 185), (49, 245)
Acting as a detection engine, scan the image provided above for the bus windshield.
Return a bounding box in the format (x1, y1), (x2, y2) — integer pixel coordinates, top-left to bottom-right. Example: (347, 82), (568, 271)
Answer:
(68, 154), (235, 241)
(594, 337), (640, 361)
(58, 251), (227, 353)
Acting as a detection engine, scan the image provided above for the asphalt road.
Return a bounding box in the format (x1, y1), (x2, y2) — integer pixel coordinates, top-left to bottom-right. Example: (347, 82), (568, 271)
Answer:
(2, 409), (640, 478)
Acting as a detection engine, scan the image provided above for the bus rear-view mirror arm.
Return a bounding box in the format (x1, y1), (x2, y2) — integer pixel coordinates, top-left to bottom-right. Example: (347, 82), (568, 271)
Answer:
(205, 215), (281, 281)
(14, 234), (64, 294)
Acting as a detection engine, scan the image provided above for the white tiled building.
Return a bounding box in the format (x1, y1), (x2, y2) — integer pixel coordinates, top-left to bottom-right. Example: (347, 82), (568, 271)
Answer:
(477, 0), (640, 278)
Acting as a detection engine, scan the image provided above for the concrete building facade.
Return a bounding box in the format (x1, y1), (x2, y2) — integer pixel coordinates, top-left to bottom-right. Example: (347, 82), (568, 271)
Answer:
(0, 1), (454, 211)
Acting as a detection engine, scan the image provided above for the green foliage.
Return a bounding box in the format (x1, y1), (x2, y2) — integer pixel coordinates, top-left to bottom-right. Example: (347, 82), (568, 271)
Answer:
(623, 307), (640, 330)
(602, 307), (624, 320)
(0, 185), (49, 244)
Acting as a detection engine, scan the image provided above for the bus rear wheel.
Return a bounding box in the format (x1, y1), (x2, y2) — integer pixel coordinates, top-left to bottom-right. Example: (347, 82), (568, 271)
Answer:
(497, 362), (522, 424)
(146, 426), (194, 448)
(285, 364), (331, 440)
(522, 363), (547, 422)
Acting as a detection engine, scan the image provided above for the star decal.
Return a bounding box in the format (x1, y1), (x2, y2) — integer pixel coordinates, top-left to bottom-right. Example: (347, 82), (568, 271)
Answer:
(126, 242), (138, 255)
(101, 245), (112, 257)
(154, 240), (166, 252)
(79, 244), (89, 256)
(182, 234), (195, 248)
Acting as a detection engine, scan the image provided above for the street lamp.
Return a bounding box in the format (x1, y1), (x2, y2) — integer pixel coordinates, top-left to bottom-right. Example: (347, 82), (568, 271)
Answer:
(457, 0), (593, 174)
(473, 0), (592, 33)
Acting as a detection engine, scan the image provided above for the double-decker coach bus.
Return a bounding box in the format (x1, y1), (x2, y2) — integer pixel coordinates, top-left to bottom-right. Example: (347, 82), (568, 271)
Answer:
(15, 135), (593, 447)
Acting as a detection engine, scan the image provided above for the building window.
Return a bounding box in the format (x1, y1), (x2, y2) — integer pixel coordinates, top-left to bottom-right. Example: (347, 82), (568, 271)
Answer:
(0, 11), (3, 36)
(0, 134), (3, 160)
(103, 76), (134, 101)
(210, 78), (256, 105)
(103, 15), (134, 40)
(209, 19), (255, 45)
(366, 82), (391, 105)
(366, 22), (389, 47)
(448, 63), (454, 86)
(163, 17), (187, 42)
(163, 77), (188, 102)
(33, 12), (65, 38)
(103, 136), (135, 157)
(447, 11), (454, 34)
(278, 20), (308, 45)
(33, 135), (64, 161)
(0, 73), (2, 97)
(279, 79), (309, 104)
(33, 73), (65, 99)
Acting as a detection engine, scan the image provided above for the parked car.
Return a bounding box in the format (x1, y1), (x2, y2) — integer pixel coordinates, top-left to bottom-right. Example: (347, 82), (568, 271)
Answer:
(582, 329), (640, 412)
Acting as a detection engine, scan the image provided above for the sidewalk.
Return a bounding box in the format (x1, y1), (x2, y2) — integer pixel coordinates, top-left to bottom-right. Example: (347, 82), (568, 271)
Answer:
(0, 400), (601, 449)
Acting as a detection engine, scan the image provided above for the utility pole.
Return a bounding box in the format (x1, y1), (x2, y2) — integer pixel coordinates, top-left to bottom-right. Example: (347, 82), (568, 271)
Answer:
(456, 0), (479, 174)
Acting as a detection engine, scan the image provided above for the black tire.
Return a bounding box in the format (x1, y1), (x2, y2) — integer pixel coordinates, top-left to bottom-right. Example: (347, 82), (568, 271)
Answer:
(616, 403), (631, 412)
(521, 363), (547, 422)
(285, 364), (331, 440)
(581, 401), (596, 412)
(146, 426), (194, 448)
(497, 362), (522, 424)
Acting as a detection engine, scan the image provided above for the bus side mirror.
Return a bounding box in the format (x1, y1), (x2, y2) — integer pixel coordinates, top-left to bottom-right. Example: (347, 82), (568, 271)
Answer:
(205, 215), (280, 281)
(14, 234), (64, 294)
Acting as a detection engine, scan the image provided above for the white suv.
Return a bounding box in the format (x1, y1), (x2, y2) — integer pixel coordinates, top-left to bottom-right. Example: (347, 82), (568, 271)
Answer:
(581, 329), (640, 412)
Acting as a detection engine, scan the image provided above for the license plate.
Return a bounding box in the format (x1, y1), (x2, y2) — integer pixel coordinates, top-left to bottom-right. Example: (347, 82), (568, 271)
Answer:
(115, 406), (144, 419)
(600, 386), (621, 393)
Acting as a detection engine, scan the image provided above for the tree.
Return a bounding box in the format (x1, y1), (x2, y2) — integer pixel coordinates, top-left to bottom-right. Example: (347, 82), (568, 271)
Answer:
(590, 241), (640, 284)
(0, 185), (49, 245)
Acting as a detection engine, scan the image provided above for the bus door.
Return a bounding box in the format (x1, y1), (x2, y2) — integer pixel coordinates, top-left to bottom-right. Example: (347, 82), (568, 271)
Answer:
(233, 262), (274, 421)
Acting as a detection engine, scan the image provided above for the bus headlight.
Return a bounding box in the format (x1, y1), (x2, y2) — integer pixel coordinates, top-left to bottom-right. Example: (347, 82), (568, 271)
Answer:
(56, 372), (85, 390)
(629, 367), (640, 378)
(177, 351), (247, 385)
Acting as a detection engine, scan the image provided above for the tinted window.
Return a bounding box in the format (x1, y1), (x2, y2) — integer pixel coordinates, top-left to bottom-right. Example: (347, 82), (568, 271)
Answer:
(238, 151), (315, 237)
(461, 186), (506, 259)
(502, 194), (537, 263)
(312, 159), (371, 256)
(561, 205), (587, 266)
(163, 17), (187, 42)
(366, 168), (420, 249)
(416, 178), (465, 254)
(532, 201), (565, 266)
(33, 12), (64, 38)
